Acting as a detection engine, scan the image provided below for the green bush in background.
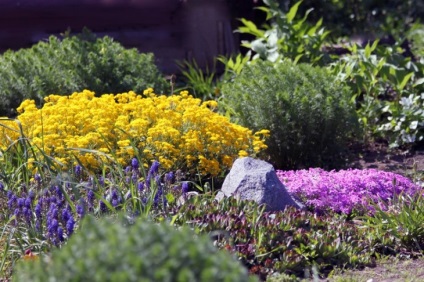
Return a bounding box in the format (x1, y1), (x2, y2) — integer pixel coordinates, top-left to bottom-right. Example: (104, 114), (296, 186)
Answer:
(13, 215), (257, 282)
(220, 59), (360, 170)
(283, 0), (423, 39)
(0, 30), (168, 117)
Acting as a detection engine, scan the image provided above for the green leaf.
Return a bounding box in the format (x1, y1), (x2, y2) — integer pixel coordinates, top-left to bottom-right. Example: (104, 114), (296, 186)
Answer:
(287, 1), (303, 23)
(294, 54), (303, 64)
(364, 41), (377, 58)
(165, 193), (175, 204)
(238, 18), (264, 37)
(398, 72), (414, 91)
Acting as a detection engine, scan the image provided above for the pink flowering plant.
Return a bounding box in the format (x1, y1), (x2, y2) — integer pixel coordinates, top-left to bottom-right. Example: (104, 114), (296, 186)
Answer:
(277, 168), (422, 215)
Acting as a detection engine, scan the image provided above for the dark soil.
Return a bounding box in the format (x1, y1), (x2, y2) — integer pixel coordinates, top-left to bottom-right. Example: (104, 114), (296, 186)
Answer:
(348, 141), (424, 178)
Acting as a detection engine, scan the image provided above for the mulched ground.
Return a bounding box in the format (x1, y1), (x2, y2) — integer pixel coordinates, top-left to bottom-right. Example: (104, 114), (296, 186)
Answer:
(348, 141), (424, 178)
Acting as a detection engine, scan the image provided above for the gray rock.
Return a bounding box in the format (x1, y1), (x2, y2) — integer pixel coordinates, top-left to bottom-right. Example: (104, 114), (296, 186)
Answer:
(215, 157), (304, 211)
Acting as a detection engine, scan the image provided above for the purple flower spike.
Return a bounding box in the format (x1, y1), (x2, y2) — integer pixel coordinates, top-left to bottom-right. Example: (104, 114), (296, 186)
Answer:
(62, 207), (71, 222)
(28, 190), (35, 200)
(34, 173), (42, 183)
(57, 227), (65, 242)
(0, 182), (4, 191)
(25, 197), (32, 209)
(182, 182), (189, 194)
(99, 177), (105, 186)
(17, 198), (25, 208)
(66, 217), (75, 236)
(35, 202), (42, 218)
(125, 166), (131, 174)
(145, 175), (151, 189)
(23, 207), (32, 224)
(148, 161), (160, 176)
(74, 165), (82, 176)
(131, 158), (139, 169)
(137, 182), (144, 193)
(110, 189), (121, 207)
(87, 190), (95, 205)
(76, 201), (85, 218)
(48, 219), (59, 235)
(99, 200), (107, 213)
(165, 172), (174, 184)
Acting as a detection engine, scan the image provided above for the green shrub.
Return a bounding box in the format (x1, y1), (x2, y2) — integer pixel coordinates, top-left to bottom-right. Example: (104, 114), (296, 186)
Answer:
(0, 31), (168, 117)
(13, 215), (257, 282)
(220, 60), (360, 170)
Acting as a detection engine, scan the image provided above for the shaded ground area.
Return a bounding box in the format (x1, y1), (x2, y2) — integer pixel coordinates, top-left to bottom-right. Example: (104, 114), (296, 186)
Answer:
(349, 142), (424, 178)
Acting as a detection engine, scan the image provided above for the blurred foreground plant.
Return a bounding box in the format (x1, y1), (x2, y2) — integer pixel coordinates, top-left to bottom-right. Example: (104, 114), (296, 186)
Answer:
(13, 214), (257, 282)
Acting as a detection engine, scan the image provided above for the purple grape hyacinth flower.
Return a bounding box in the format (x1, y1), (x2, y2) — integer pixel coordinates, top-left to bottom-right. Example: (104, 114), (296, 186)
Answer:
(34, 173), (42, 183)
(47, 218), (59, 239)
(62, 207), (72, 222)
(28, 190), (35, 200)
(165, 172), (174, 184)
(131, 158), (139, 169)
(17, 198), (25, 208)
(66, 217), (75, 235)
(35, 202), (42, 219)
(125, 166), (131, 174)
(148, 160), (160, 176)
(74, 165), (82, 176)
(100, 200), (107, 213)
(87, 189), (95, 206)
(181, 182), (189, 194)
(57, 227), (65, 242)
(137, 182), (144, 194)
(76, 202), (85, 218)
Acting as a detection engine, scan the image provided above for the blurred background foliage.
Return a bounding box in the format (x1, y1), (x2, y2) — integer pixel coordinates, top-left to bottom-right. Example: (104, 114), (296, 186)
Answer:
(263, 0), (423, 39)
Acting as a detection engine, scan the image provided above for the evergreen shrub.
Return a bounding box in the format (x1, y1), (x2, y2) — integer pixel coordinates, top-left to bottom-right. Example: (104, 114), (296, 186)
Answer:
(220, 60), (360, 169)
(13, 215), (257, 282)
(0, 32), (168, 117)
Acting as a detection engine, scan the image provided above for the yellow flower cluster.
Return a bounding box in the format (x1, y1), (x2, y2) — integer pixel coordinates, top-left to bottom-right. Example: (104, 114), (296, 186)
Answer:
(0, 89), (270, 176)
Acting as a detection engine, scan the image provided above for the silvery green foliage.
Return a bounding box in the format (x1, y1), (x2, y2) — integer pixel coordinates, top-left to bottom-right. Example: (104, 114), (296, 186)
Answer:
(13, 215), (257, 282)
(220, 59), (359, 170)
(379, 93), (424, 147)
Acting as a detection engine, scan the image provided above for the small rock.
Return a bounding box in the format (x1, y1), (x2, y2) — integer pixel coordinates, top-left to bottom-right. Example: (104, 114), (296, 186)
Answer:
(215, 157), (304, 211)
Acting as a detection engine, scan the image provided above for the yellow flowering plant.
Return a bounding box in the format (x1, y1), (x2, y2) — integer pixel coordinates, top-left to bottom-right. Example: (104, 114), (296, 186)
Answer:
(0, 89), (269, 176)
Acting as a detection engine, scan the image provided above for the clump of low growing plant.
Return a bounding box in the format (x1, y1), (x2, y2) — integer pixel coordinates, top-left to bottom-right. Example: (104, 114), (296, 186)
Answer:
(360, 191), (424, 256)
(277, 168), (421, 215)
(173, 196), (374, 280)
(13, 214), (258, 282)
(0, 90), (269, 176)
